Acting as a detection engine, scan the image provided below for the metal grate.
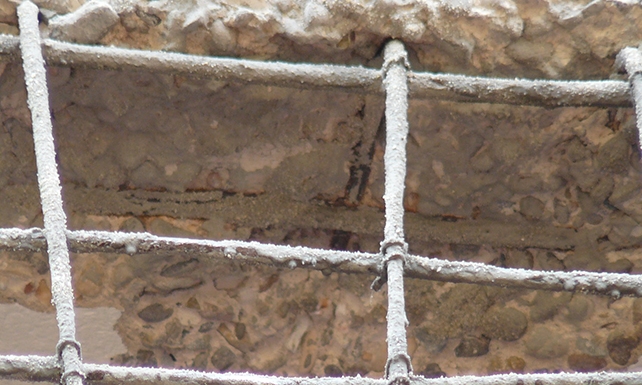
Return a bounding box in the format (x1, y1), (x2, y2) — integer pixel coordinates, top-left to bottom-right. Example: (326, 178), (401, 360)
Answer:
(2, 1), (642, 385)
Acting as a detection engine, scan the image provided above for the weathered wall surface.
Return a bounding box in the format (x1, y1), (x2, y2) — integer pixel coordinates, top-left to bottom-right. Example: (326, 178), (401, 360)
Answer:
(1, 0), (642, 380)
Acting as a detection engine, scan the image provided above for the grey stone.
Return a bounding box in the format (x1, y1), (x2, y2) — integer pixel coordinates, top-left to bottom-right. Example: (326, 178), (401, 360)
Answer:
(199, 322), (214, 333)
(113, 133), (151, 170)
(148, 218), (197, 238)
(570, 163), (599, 192)
(576, 337), (608, 357)
(507, 175), (542, 195)
(590, 175), (614, 203)
(565, 137), (591, 162)
(554, 200), (570, 224)
(324, 364), (343, 377)
(454, 335), (490, 357)
(530, 292), (571, 323)
(533, 251), (565, 271)
(585, 213), (603, 225)
(131, 161), (162, 189)
(506, 40), (553, 64)
(136, 349), (157, 367)
(607, 330), (639, 365)
(520, 196), (545, 220)
(160, 258), (200, 277)
(164, 162), (202, 191)
(604, 258), (634, 273)
(470, 147), (494, 172)
(415, 327), (447, 353)
(564, 246), (604, 272)
(119, 217), (145, 233)
(49, 1), (119, 44)
(566, 295), (591, 322)
(480, 307), (527, 341)
(418, 363), (446, 378)
(633, 298), (642, 324)
(192, 351), (209, 370)
(211, 346), (236, 371)
(609, 178), (642, 206)
(491, 138), (522, 165)
(137, 303), (174, 323)
(608, 214), (642, 247)
(525, 326), (569, 359)
(597, 134), (630, 174)
(503, 249), (533, 269)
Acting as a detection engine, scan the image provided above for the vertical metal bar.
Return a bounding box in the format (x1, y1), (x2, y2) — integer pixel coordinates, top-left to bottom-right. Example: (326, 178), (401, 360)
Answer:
(629, 74), (642, 151)
(17, 2), (84, 385)
(381, 40), (412, 382)
(616, 47), (642, 153)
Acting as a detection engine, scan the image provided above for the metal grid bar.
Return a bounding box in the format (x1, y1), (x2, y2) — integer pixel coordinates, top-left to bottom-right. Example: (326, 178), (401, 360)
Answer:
(380, 40), (411, 382)
(6, 354), (642, 385)
(2, 2), (642, 383)
(0, 228), (641, 297)
(16, 3), (83, 385)
(617, 47), (642, 152)
(0, 34), (632, 107)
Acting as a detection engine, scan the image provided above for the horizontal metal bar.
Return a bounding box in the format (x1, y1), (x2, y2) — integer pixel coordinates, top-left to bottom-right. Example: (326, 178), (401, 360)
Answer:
(4, 355), (642, 385)
(0, 34), (632, 107)
(0, 228), (641, 297)
(408, 72), (632, 107)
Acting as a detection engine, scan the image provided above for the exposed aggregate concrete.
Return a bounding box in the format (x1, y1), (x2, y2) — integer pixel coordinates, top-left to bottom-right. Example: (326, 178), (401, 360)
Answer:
(1, 0), (642, 380)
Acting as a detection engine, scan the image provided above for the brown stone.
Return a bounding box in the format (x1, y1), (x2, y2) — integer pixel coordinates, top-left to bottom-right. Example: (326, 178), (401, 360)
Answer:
(568, 353), (607, 372)
(607, 330), (639, 365)
(505, 356), (526, 372)
(34, 279), (52, 307)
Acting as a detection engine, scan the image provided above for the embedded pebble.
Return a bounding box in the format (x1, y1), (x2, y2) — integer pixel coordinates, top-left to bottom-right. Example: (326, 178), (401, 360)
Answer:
(49, 1), (119, 44)
(565, 295), (591, 322)
(119, 217), (145, 233)
(597, 134), (630, 174)
(454, 335), (490, 357)
(481, 307), (527, 341)
(160, 258), (200, 277)
(607, 330), (640, 365)
(324, 364), (343, 377)
(138, 303), (174, 323)
(418, 363), (446, 378)
(210, 346), (236, 371)
(525, 326), (569, 359)
(632, 298), (642, 324)
(530, 292), (571, 322)
(567, 353), (607, 372)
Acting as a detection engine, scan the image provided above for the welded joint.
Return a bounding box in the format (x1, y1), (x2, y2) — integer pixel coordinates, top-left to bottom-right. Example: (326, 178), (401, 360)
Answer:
(56, 340), (81, 362)
(57, 341), (85, 385)
(616, 47), (642, 78)
(371, 242), (408, 291)
(385, 353), (413, 385)
(60, 367), (85, 385)
(382, 40), (410, 76)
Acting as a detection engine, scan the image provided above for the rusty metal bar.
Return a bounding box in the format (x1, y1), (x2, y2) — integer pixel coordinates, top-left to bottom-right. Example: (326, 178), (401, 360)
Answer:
(0, 34), (631, 107)
(17, 3), (84, 385)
